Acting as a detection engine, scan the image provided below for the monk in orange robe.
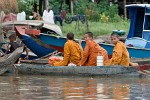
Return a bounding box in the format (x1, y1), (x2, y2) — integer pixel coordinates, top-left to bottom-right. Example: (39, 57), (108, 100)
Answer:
(50, 32), (83, 66)
(79, 32), (108, 66)
(105, 33), (130, 66)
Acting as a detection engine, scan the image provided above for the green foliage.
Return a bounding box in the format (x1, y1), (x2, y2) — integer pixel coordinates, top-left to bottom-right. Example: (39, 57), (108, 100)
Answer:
(18, 0), (69, 17)
(64, 14), (72, 24)
(18, 0), (34, 17)
(60, 21), (130, 38)
(17, 0), (127, 23)
(74, 0), (88, 14)
(49, 0), (69, 15)
(100, 13), (109, 23)
(87, 3), (100, 22)
(73, 0), (120, 22)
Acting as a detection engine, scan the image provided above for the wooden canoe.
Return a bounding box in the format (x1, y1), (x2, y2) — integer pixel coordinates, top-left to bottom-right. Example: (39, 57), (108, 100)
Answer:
(14, 59), (150, 76)
(0, 47), (23, 75)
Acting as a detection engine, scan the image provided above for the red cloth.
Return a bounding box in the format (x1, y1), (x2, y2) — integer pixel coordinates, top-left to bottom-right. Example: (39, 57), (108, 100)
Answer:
(48, 56), (62, 66)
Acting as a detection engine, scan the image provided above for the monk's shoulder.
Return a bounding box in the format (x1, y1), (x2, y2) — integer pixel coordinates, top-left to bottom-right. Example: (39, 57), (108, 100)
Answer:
(115, 41), (124, 47)
(64, 41), (70, 47)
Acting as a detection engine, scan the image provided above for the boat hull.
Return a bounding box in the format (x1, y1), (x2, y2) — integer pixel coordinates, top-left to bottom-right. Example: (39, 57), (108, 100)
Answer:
(16, 26), (150, 58)
(16, 63), (146, 76)
(36, 34), (150, 58)
(15, 26), (55, 57)
(99, 43), (150, 58)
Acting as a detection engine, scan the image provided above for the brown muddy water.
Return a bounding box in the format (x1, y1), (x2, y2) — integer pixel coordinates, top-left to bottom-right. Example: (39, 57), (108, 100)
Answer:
(0, 74), (150, 100)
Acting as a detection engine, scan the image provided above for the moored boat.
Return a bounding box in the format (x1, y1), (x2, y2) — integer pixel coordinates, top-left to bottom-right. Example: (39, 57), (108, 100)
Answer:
(28, 32), (150, 58)
(2, 20), (62, 36)
(15, 26), (56, 57)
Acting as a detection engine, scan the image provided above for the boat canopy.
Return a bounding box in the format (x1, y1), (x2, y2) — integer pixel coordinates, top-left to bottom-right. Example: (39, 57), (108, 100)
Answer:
(126, 4), (150, 8)
(126, 4), (150, 40)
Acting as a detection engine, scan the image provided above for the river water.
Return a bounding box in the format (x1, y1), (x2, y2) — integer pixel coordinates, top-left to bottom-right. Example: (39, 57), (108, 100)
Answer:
(0, 74), (150, 100)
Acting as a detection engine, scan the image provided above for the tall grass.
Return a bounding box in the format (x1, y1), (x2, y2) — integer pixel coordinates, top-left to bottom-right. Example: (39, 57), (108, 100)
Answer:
(59, 20), (130, 39)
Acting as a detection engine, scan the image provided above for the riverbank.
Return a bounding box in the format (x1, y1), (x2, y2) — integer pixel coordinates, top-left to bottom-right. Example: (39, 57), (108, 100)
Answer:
(59, 20), (130, 39)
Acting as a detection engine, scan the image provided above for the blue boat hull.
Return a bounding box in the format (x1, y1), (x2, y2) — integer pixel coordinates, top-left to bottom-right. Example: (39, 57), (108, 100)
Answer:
(20, 34), (55, 57)
(37, 33), (86, 52)
(99, 43), (150, 58)
(15, 26), (55, 57)
(15, 26), (150, 58)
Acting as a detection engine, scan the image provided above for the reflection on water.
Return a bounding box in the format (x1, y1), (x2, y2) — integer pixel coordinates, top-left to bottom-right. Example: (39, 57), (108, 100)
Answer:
(0, 74), (150, 100)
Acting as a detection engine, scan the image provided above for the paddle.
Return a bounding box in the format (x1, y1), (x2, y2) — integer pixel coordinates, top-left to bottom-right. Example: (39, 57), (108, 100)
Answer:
(133, 64), (150, 75)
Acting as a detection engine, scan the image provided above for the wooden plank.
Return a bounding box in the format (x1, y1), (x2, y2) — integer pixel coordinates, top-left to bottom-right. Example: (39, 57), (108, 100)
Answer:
(0, 47), (23, 75)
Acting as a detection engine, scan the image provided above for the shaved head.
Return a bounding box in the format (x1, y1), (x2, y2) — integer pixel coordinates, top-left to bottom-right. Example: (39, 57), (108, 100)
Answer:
(85, 32), (93, 39)
(67, 32), (74, 40)
(110, 32), (119, 45)
(111, 32), (119, 38)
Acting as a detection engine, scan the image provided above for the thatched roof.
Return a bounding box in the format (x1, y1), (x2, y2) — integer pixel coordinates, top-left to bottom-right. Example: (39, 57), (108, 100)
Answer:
(0, 0), (18, 14)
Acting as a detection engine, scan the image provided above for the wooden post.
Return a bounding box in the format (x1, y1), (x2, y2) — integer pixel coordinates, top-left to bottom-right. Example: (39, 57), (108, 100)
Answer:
(39, 0), (43, 16)
(44, 0), (49, 11)
(33, 0), (37, 12)
(85, 15), (89, 32)
(70, 0), (73, 15)
(123, 0), (127, 18)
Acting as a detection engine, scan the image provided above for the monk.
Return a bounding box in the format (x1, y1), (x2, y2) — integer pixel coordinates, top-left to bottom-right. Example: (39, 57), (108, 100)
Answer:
(105, 32), (130, 66)
(50, 32), (83, 66)
(79, 32), (108, 66)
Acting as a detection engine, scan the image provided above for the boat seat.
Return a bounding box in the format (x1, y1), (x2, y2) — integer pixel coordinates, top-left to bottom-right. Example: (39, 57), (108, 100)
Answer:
(145, 42), (150, 49)
(125, 37), (147, 48)
(142, 30), (150, 41)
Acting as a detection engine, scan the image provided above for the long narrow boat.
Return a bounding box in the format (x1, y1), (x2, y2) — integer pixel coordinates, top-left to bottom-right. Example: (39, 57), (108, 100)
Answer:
(0, 47), (23, 75)
(15, 58), (150, 76)
(15, 26), (55, 57)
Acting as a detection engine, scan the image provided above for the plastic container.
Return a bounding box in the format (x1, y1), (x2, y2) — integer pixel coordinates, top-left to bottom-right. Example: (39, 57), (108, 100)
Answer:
(97, 56), (104, 66)
(112, 30), (125, 36)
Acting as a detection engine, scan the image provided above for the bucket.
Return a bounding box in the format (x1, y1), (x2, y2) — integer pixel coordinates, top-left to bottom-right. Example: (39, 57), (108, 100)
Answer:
(97, 56), (104, 66)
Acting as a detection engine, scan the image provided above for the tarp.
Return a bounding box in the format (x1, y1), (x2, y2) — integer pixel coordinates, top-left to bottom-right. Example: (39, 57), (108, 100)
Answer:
(127, 5), (146, 38)
(17, 11), (26, 21)
(42, 10), (55, 24)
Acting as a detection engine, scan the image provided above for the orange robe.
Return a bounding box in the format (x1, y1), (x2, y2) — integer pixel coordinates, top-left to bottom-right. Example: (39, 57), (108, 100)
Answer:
(53, 40), (83, 66)
(105, 41), (130, 66)
(80, 40), (108, 66)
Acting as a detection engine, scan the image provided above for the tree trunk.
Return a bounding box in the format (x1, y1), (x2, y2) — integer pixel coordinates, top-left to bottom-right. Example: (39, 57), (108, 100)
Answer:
(123, 0), (127, 18)
(39, 0), (43, 16)
(33, 0), (37, 12)
(44, 0), (49, 11)
(70, 0), (73, 15)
